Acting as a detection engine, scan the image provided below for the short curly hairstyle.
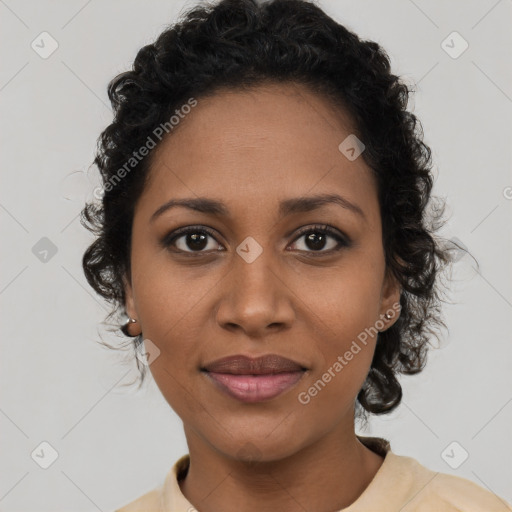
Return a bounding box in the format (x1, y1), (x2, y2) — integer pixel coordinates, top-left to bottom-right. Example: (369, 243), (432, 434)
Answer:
(81, 0), (456, 423)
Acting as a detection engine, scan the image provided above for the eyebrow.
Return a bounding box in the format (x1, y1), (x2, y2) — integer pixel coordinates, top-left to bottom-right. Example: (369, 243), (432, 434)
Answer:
(150, 193), (366, 223)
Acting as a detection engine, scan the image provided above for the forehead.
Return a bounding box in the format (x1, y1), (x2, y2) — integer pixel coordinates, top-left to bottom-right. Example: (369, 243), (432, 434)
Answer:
(139, 82), (379, 226)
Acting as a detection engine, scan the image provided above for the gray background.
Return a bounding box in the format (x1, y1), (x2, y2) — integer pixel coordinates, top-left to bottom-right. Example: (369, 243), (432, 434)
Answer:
(1, 0), (511, 510)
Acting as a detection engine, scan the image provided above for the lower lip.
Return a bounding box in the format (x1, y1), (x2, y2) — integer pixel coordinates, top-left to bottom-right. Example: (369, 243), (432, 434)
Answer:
(204, 371), (305, 403)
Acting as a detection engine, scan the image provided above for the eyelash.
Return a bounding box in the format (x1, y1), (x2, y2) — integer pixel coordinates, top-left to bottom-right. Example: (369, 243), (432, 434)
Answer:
(161, 224), (351, 257)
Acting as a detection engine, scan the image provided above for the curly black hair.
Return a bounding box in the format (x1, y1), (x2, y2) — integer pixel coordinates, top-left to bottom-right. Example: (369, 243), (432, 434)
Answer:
(81, 0), (458, 423)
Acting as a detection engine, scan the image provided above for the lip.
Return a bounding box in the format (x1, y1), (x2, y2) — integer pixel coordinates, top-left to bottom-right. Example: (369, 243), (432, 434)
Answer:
(204, 371), (306, 403)
(201, 354), (308, 403)
(202, 354), (307, 374)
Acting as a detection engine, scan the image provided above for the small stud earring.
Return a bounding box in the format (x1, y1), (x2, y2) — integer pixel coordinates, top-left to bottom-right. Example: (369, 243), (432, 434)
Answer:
(121, 317), (139, 337)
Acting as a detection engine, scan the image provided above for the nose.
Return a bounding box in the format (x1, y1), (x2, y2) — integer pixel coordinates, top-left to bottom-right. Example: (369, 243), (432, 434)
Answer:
(215, 248), (295, 339)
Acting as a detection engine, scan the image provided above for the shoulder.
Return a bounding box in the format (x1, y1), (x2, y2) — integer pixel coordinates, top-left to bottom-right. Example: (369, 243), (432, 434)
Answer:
(386, 452), (512, 512)
(114, 487), (162, 512)
(420, 471), (512, 512)
(113, 455), (190, 512)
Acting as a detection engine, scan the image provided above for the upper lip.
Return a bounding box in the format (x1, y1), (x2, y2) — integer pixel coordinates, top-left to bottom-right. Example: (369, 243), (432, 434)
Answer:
(202, 354), (307, 375)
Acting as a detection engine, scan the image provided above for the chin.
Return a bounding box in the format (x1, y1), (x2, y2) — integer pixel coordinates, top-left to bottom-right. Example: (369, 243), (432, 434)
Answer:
(207, 425), (310, 464)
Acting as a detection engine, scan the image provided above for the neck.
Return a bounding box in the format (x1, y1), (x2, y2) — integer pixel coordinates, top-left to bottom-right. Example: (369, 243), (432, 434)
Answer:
(179, 422), (384, 512)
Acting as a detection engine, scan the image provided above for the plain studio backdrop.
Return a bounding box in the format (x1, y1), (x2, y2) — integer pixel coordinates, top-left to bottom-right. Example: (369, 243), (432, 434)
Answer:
(1, 0), (511, 510)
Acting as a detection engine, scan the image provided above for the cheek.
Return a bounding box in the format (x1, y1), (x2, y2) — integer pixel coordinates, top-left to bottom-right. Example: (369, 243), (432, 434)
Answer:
(298, 330), (376, 410)
(297, 266), (382, 407)
(130, 249), (216, 344)
(143, 333), (208, 425)
(288, 345), (374, 452)
(129, 271), (208, 417)
(304, 262), (383, 345)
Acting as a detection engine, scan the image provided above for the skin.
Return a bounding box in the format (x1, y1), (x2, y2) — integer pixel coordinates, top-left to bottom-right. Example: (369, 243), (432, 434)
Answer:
(123, 82), (401, 512)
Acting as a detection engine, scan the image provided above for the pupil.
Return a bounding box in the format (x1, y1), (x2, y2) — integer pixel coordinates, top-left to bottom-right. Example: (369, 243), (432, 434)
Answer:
(306, 232), (326, 250)
(188, 233), (207, 250)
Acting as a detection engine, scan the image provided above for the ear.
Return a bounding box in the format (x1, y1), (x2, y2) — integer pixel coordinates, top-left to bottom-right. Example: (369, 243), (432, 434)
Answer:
(122, 274), (137, 320)
(122, 274), (142, 337)
(379, 268), (401, 329)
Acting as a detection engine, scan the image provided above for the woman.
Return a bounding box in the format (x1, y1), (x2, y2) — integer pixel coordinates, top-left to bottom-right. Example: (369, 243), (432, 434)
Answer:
(81, 0), (512, 510)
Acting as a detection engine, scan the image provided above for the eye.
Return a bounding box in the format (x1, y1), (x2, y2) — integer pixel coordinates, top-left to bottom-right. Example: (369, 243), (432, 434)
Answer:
(161, 224), (350, 256)
(289, 224), (350, 255)
(162, 226), (223, 254)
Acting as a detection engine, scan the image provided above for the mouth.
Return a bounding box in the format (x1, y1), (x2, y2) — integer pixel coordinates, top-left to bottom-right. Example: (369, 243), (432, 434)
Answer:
(203, 371), (307, 403)
(201, 354), (308, 403)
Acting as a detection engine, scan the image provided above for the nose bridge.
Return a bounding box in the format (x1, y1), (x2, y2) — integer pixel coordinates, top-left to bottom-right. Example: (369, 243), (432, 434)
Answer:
(217, 238), (291, 333)
(232, 237), (279, 302)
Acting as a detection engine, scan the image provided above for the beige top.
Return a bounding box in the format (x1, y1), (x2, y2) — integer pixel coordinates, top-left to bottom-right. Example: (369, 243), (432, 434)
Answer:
(115, 436), (512, 511)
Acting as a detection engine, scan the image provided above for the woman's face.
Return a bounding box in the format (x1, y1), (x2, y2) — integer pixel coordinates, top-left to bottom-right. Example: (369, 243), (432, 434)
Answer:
(124, 82), (400, 461)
